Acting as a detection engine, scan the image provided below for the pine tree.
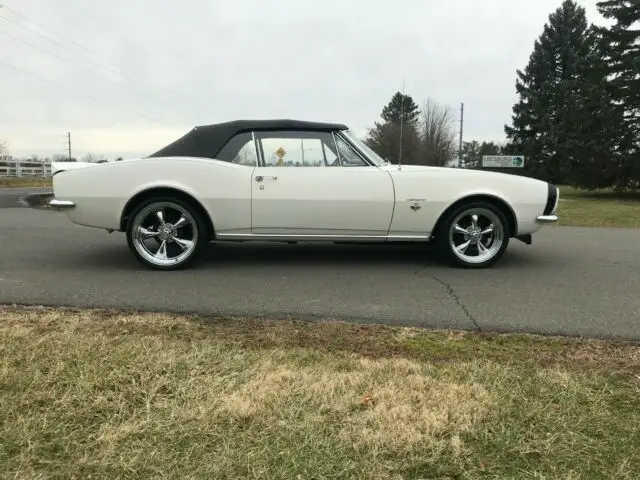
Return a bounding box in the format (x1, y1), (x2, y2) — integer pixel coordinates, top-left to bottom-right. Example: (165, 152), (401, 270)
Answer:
(596, 0), (640, 132)
(365, 92), (421, 164)
(595, 0), (640, 189)
(380, 92), (420, 127)
(504, 0), (616, 185)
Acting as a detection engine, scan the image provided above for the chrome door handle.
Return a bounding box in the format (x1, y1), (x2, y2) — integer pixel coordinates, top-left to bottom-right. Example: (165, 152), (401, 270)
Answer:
(256, 175), (277, 182)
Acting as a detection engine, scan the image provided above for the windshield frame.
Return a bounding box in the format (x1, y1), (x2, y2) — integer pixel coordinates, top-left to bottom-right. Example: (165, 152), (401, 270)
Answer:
(339, 130), (387, 167)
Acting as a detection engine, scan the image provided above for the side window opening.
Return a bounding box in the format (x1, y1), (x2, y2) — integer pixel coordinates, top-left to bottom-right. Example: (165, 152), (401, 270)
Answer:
(216, 132), (258, 166)
(255, 130), (340, 167)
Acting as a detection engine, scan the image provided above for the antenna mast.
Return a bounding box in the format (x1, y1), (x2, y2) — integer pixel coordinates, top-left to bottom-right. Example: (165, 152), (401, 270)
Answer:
(398, 78), (404, 170)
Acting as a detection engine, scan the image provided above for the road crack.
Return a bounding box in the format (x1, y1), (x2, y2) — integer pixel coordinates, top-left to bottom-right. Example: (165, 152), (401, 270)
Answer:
(428, 273), (481, 332)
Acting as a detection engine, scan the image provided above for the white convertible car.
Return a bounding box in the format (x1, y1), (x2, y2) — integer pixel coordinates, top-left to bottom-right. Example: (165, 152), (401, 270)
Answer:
(49, 119), (559, 270)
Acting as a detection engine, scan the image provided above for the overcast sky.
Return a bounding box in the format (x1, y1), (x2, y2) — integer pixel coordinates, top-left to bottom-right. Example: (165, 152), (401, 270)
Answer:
(1, 0), (607, 159)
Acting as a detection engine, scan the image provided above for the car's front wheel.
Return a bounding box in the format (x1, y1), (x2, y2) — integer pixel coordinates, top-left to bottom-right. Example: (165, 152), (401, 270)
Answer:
(437, 201), (510, 268)
(125, 197), (207, 270)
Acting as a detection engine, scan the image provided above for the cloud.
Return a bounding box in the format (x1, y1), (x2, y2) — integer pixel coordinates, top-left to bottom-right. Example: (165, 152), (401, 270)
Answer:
(0, 0), (607, 158)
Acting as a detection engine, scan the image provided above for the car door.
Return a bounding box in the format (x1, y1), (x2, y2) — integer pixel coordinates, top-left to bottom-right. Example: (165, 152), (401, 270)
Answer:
(250, 130), (395, 237)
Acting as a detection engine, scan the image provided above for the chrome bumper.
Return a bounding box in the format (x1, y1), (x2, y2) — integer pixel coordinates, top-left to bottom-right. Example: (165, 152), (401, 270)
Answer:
(536, 215), (558, 224)
(49, 199), (76, 210)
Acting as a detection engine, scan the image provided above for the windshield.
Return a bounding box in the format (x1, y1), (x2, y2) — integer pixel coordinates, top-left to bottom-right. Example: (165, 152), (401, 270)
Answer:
(341, 130), (387, 167)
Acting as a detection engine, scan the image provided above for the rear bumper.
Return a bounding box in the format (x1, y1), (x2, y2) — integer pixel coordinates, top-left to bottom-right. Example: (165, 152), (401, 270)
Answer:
(49, 199), (76, 210)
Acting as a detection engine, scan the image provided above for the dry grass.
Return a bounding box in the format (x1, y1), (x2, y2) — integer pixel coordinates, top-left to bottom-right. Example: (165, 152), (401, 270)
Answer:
(1, 306), (640, 479)
(0, 177), (52, 188)
(217, 356), (491, 455)
(557, 185), (640, 228)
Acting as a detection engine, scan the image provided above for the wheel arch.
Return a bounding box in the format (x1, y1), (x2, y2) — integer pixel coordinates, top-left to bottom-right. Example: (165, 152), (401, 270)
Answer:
(120, 186), (215, 240)
(430, 194), (518, 239)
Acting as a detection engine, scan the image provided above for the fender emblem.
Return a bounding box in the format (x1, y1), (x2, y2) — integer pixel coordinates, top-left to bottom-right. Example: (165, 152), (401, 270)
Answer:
(408, 198), (425, 211)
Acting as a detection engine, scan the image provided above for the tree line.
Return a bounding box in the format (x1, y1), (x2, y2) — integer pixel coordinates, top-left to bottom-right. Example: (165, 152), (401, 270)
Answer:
(364, 0), (639, 191)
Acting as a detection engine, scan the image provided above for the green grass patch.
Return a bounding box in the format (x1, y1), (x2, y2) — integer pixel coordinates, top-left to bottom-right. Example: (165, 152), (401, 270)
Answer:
(0, 177), (52, 188)
(557, 185), (640, 228)
(1, 306), (639, 479)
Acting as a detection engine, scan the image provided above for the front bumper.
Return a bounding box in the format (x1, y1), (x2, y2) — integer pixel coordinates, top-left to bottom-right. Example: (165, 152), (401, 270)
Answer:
(49, 199), (76, 210)
(536, 214), (558, 224)
(536, 183), (560, 224)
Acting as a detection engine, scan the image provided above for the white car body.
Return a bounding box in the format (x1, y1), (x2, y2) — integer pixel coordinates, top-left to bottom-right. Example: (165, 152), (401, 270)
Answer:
(50, 119), (559, 270)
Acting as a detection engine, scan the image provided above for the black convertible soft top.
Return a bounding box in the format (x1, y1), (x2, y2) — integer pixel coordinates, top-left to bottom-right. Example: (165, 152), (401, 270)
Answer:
(147, 119), (348, 159)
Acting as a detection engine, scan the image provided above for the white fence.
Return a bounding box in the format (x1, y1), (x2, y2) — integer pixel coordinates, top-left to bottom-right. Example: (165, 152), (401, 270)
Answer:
(0, 159), (52, 178)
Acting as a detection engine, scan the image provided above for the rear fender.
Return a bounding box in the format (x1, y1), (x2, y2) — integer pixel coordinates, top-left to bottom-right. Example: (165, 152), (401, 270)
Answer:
(51, 161), (98, 175)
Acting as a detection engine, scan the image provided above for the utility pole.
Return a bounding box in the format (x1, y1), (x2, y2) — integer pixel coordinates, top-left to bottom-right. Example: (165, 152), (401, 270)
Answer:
(458, 102), (464, 168)
(66, 131), (71, 161)
(398, 78), (405, 169)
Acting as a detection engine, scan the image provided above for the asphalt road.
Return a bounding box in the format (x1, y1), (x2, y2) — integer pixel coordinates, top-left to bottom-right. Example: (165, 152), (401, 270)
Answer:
(0, 187), (51, 208)
(1, 192), (639, 340)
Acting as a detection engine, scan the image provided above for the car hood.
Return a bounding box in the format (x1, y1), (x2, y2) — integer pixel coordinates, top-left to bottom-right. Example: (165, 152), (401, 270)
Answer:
(380, 164), (548, 187)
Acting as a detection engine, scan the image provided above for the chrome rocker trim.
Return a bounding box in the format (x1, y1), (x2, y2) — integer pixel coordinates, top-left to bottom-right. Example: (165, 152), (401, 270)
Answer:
(49, 199), (76, 210)
(536, 215), (558, 224)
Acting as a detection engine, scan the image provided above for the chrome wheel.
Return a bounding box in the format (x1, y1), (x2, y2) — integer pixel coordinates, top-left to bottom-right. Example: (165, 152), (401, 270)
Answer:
(130, 201), (199, 268)
(448, 207), (504, 265)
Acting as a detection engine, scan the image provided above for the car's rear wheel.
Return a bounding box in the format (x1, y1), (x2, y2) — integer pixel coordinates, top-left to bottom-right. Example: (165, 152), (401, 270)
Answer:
(437, 201), (509, 268)
(125, 197), (207, 270)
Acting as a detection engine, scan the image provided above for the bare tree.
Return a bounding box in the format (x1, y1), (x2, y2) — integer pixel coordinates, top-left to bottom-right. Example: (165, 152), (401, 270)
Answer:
(418, 98), (458, 166)
(81, 152), (108, 163)
(0, 139), (7, 157)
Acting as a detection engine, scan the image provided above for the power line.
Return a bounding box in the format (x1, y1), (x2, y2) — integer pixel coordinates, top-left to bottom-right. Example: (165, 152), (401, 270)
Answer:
(0, 58), (172, 127)
(0, 4), (204, 114)
(0, 14), (183, 111)
(0, 4), (170, 93)
(0, 27), (179, 113)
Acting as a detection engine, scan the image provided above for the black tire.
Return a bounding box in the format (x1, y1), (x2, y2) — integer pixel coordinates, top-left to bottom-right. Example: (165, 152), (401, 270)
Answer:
(436, 201), (510, 269)
(125, 196), (209, 270)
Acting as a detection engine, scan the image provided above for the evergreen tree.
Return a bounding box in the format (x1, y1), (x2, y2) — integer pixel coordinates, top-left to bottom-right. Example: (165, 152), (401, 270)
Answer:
(504, 0), (617, 185)
(380, 92), (420, 126)
(595, 0), (640, 189)
(365, 92), (421, 164)
(596, 0), (640, 133)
